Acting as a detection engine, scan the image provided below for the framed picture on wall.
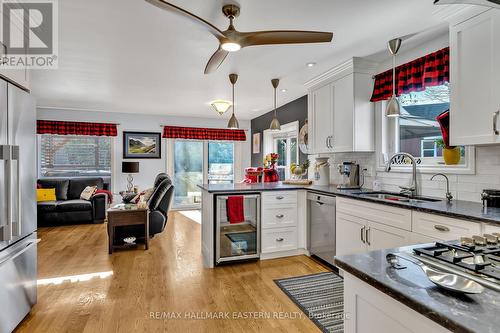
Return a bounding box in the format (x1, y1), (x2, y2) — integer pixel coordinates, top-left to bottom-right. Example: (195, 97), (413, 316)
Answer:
(123, 131), (162, 159)
(253, 133), (260, 154)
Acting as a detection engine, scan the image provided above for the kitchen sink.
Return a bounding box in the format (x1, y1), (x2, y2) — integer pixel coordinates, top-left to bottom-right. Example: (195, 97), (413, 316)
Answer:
(354, 191), (442, 203)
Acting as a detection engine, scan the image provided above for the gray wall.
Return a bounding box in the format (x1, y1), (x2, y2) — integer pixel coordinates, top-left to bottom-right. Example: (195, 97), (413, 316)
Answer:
(250, 95), (308, 166)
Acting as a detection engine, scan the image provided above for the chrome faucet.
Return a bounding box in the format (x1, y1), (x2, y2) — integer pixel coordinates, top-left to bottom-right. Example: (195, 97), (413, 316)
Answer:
(431, 173), (453, 202)
(385, 152), (418, 197)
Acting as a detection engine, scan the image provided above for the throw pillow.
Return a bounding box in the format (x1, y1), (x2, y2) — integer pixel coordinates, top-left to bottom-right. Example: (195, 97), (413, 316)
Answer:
(133, 188), (154, 204)
(80, 186), (97, 201)
(36, 188), (56, 202)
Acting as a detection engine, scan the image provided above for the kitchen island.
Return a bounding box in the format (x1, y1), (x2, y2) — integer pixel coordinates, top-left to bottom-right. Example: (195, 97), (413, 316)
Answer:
(199, 182), (500, 268)
(335, 245), (500, 333)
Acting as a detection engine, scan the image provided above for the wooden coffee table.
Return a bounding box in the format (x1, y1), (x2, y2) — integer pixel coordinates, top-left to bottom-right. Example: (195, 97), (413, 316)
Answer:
(107, 204), (149, 254)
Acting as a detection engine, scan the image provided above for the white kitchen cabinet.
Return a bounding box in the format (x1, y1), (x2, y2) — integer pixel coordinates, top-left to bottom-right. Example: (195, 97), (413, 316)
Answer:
(367, 221), (412, 252)
(307, 58), (376, 154)
(336, 211), (367, 256)
(450, 9), (500, 146)
(309, 83), (333, 154)
(0, 3), (30, 91)
(412, 212), (481, 241)
(344, 272), (452, 333)
(336, 210), (411, 256)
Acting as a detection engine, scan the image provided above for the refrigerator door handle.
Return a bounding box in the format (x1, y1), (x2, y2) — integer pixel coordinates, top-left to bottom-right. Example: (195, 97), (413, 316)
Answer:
(1, 145), (12, 241)
(11, 145), (21, 237)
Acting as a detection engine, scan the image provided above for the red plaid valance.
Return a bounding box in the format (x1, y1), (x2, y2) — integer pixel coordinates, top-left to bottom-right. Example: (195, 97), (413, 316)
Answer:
(162, 126), (246, 141)
(37, 120), (118, 137)
(371, 47), (449, 102)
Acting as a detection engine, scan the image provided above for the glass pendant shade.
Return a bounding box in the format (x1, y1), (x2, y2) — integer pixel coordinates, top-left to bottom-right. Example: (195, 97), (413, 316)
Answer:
(227, 113), (239, 129)
(227, 73), (239, 129)
(269, 78), (281, 131)
(385, 38), (402, 118)
(269, 117), (281, 131)
(211, 100), (232, 115)
(386, 95), (401, 117)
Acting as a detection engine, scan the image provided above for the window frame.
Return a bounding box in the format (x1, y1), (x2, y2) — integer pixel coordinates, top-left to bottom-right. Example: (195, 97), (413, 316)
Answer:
(375, 101), (475, 174)
(37, 134), (114, 179)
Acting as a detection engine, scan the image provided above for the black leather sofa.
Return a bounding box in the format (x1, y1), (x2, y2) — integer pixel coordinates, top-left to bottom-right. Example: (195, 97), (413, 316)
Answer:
(37, 177), (108, 226)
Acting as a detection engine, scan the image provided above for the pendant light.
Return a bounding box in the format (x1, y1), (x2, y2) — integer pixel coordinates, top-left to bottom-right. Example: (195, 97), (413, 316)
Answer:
(227, 73), (239, 129)
(386, 38), (402, 118)
(269, 78), (281, 131)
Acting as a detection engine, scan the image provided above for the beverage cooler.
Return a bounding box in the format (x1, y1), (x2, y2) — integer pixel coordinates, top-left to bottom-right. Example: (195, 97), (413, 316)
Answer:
(215, 194), (260, 264)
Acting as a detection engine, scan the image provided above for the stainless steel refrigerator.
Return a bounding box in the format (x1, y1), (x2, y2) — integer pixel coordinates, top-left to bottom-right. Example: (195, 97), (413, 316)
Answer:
(0, 80), (37, 333)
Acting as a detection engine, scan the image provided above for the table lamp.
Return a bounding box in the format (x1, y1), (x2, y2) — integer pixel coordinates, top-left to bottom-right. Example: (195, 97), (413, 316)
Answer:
(122, 161), (139, 192)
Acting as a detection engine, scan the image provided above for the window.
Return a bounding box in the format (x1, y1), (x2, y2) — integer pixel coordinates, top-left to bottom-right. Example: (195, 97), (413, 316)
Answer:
(39, 135), (112, 177)
(274, 136), (298, 180)
(208, 142), (234, 184)
(378, 84), (474, 173)
(396, 84), (465, 164)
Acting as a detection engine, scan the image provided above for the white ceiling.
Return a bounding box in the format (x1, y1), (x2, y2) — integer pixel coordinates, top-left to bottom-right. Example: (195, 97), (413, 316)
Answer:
(32, 0), (452, 120)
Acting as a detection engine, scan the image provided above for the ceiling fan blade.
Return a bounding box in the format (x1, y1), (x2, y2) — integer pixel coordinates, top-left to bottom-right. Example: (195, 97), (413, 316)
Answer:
(204, 47), (229, 74)
(145, 0), (225, 40)
(240, 30), (333, 47)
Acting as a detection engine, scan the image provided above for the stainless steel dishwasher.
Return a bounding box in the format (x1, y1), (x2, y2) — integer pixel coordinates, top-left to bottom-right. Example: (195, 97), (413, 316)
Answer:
(307, 193), (336, 266)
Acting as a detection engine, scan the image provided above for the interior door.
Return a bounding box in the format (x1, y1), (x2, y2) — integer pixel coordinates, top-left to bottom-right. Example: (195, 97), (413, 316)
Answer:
(336, 212), (366, 256)
(7, 84), (36, 241)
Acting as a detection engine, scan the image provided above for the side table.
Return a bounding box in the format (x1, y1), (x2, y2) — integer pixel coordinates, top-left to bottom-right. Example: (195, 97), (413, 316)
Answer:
(107, 204), (149, 254)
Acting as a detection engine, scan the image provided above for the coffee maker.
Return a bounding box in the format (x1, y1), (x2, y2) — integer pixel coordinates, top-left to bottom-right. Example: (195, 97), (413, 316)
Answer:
(337, 161), (361, 189)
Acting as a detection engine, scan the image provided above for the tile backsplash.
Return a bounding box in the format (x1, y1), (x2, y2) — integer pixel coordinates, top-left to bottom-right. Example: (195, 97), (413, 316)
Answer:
(308, 145), (500, 203)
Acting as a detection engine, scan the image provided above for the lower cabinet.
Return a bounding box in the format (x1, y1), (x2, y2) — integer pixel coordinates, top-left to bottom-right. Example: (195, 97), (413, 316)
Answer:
(336, 211), (411, 256)
(343, 272), (452, 333)
(261, 191), (299, 256)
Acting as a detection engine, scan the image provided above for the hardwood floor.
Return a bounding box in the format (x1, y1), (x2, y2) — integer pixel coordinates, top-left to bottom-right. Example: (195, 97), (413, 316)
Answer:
(16, 212), (329, 333)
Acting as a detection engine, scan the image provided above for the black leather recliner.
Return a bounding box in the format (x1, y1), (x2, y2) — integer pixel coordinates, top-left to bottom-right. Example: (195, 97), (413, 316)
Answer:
(114, 173), (174, 240)
(37, 177), (108, 226)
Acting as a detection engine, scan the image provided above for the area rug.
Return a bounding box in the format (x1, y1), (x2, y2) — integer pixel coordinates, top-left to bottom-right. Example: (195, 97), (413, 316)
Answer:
(274, 272), (344, 333)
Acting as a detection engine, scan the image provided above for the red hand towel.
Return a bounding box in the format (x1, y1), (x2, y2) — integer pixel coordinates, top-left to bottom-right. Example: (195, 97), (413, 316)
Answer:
(227, 196), (244, 224)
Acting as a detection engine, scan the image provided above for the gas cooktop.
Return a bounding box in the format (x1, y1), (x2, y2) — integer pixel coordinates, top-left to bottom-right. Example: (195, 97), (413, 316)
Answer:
(414, 234), (500, 284)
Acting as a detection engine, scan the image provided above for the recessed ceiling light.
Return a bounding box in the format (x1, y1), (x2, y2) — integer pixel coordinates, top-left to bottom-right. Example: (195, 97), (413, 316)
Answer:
(306, 62), (316, 67)
(281, 89), (287, 93)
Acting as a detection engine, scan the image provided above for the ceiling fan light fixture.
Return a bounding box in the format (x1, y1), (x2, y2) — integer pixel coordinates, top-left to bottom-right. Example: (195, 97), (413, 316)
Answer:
(210, 100), (232, 115)
(221, 42), (241, 52)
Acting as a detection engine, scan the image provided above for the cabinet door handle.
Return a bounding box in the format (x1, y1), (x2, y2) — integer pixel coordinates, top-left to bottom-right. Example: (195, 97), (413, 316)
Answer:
(434, 225), (450, 232)
(275, 214), (284, 218)
(360, 226), (365, 244)
(276, 237), (284, 242)
(365, 228), (371, 246)
(325, 137), (329, 148)
(494, 110), (500, 135)
(276, 196), (284, 200)
(328, 136), (333, 149)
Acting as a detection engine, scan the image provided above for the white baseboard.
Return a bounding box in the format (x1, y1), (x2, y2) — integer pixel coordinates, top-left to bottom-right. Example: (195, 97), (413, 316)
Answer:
(260, 248), (307, 260)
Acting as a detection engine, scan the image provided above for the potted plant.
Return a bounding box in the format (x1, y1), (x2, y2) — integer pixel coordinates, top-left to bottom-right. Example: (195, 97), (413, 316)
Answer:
(435, 138), (461, 165)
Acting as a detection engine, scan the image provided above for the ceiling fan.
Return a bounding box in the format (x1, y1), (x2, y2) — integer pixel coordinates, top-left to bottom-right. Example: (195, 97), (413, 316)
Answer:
(145, 0), (334, 74)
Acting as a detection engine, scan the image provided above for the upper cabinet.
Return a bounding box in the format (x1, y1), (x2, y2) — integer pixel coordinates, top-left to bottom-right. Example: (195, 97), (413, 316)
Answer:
(0, 1), (30, 92)
(450, 9), (500, 146)
(306, 58), (376, 154)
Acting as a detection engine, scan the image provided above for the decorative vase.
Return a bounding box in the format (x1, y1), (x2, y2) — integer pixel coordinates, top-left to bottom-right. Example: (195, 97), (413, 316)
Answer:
(264, 164), (279, 183)
(443, 147), (461, 165)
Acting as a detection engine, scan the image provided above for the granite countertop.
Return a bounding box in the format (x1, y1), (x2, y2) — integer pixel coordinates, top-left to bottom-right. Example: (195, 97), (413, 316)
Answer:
(335, 246), (500, 333)
(198, 182), (500, 225)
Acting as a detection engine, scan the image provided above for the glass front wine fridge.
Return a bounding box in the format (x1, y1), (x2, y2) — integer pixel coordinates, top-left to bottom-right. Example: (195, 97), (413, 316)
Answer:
(215, 194), (260, 264)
